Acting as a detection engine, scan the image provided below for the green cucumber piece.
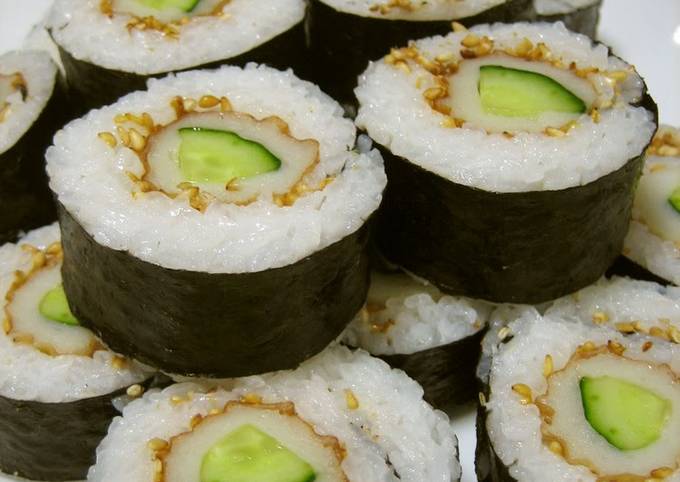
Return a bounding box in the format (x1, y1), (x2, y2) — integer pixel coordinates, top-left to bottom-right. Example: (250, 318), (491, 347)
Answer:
(478, 65), (586, 119)
(39, 284), (79, 326)
(134, 0), (200, 12)
(200, 424), (316, 482)
(179, 128), (281, 184)
(668, 186), (680, 214)
(580, 376), (671, 450)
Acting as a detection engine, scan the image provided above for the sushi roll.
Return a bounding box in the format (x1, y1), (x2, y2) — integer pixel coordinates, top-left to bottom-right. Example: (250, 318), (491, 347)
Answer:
(476, 300), (680, 482)
(356, 22), (658, 303)
(619, 126), (680, 285)
(306, 0), (531, 107)
(521, 0), (602, 38)
(46, 65), (386, 377)
(344, 270), (491, 407)
(48, 0), (307, 111)
(89, 345), (462, 482)
(0, 50), (65, 244)
(0, 224), (155, 481)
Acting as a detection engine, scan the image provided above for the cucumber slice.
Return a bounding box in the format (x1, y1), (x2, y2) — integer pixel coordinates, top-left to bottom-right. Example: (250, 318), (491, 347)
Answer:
(38, 284), (79, 326)
(200, 424), (316, 482)
(134, 0), (200, 12)
(179, 128), (281, 184)
(580, 376), (671, 450)
(479, 65), (586, 119)
(668, 186), (680, 214)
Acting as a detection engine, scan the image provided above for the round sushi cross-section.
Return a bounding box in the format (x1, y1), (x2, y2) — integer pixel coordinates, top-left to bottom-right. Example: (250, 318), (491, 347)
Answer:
(88, 345), (462, 482)
(0, 50), (64, 244)
(356, 22), (657, 303)
(623, 126), (680, 285)
(0, 224), (155, 481)
(477, 303), (680, 482)
(48, 0), (307, 110)
(344, 270), (491, 406)
(46, 64), (386, 377)
(305, 0), (530, 105)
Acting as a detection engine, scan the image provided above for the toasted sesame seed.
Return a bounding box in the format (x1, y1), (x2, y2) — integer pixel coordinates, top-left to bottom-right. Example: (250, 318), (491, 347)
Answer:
(642, 341), (654, 352)
(592, 311), (609, 325)
(345, 389), (359, 410)
(615, 322), (638, 334)
(147, 438), (168, 451)
(498, 326), (511, 340)
(126, 384), (144, 397)
(451, 21), (467, 32)
(607, 340), (626, 356)
(220, 96), (232, 112)
(548, 439), (564, 456)
(545, 127), (566, 138)
(543, 354), (554, 377)
(199, 95), (220, 108)
(478, 392), (487, 407)
(650, 326), (671, 341)
(242, 393), (263, 405)
(512, 383), (533, 404)
(650, 467), (674, 478)
(461, 34), (481, 48)
(97, 132), (117, 148)
(128, 128), (147, 152)
(190, 414), (203, 428)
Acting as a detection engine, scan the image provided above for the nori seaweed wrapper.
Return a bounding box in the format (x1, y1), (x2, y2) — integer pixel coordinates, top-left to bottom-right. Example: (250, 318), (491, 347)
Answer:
(0, 76), (68, 245)
(375, 329), (484, 407)
(305, 0), (531, 108)
(373, 93), (658, 304)
(58, 205), (371, 377)
(0, 374), (163, 481)
(475, 334), (516, 482)
(55, 20), (307, 114)
(519, 1), (602, 38)
(606, 255), (671, 286)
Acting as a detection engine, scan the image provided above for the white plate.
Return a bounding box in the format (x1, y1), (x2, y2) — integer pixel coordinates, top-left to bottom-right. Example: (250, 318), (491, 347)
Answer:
(0, 1), (679, 481)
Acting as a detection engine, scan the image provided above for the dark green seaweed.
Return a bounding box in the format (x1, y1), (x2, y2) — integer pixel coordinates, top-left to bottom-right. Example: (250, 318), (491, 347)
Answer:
(373, 93), (657, 304)
(305, 0), (531, 109)
(375, 329), (484, 407)
(606, 256), (671, 286)
(58, 205), (371, 377)
(0, 375), (162, 481)
(475, 331), (517, 482)
(519, 1), (602, 38)
(55, 20), (307, 114)
(0, 71), (68, 245)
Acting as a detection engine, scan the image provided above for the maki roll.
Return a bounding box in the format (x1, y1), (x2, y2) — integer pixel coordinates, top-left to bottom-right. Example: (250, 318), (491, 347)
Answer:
(46, 65), (386, 377)
(477, 301), (680, 482)
(356, 22), (658, 303)
(620, 126), (680, 285)
(0, 50), (65, 244)
(89, 345), (462, 482)
(0, 224), (154, 481)
(344, 270), (491, 407)
(306, 0), (531, 106)
(48, 0), (307, 110)
(521, 0), (601, 38)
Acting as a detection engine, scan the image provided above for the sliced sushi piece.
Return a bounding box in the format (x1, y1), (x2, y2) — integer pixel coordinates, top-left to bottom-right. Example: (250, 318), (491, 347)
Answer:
(344, 270), (491, 407)
(520, 0), (602, 37)
(48, 0), (307, 111)
(89, 345), (462, 482)
(616, 126), (680, 285)
(0, 224), (156, 481)
(355, 22), (657, 303)
(306, 0), (531, 107)
(0, 50), (66, 244)
(476, 303), (680, 482)
(47, 65), (386, 377)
